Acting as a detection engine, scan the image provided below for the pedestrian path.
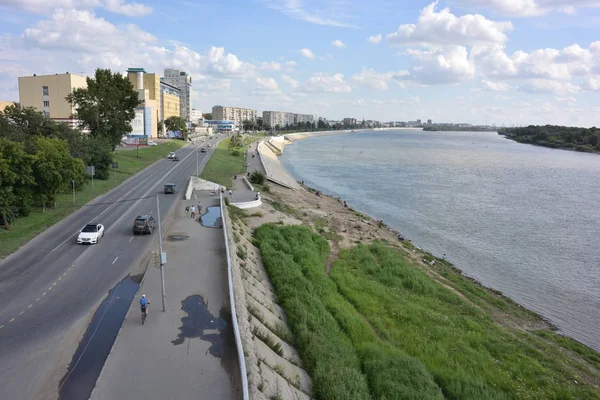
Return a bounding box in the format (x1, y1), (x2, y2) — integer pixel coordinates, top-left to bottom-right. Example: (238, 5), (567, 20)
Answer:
(89, 193), (241, 400)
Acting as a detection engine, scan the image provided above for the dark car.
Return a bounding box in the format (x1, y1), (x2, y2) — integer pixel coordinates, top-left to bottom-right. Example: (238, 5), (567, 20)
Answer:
(173, 155), (180, 161)
(164, 183), (176, 194)
(133, 215), (156, 235)
(200, 147), (207, 153)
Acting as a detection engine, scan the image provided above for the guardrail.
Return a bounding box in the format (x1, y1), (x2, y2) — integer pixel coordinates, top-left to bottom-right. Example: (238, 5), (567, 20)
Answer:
(220, 193), (249, 400)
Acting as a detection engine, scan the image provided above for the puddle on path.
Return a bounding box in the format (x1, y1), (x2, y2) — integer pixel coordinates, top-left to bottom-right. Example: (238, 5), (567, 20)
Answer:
(172, 295), (228, 357)
(58, 274), (142, 400)
(168, 234), (189, 241)
(201, 206), (222, 228)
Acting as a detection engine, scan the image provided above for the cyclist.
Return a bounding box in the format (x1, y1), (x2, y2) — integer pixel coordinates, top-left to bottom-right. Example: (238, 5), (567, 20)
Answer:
(140, 294), (150, 316)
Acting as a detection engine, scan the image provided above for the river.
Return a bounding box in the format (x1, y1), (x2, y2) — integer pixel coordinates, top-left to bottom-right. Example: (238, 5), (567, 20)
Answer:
(279, 129), (600, 352)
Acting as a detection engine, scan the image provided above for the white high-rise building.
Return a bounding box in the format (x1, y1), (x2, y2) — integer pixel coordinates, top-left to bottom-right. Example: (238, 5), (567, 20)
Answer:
(163, 69), (192, 125)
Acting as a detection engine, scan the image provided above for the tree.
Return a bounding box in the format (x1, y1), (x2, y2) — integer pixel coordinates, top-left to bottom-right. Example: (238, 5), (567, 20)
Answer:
(202, 113), (213, 120)
(32, 137), (85, 209)
(242, 119), (256, 132)
(165, 116), (188, 140)
(0, 139), (35, 229)
(67, 68), (140, 149)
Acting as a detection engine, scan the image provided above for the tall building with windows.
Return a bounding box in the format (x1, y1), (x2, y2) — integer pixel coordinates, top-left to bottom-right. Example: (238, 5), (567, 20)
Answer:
(18, 72), (87, 128)
(294, 113), (314, 124)
(126, 68), (180, 124)
(212, 105), (257, 127)
(163, 68), (192, 125)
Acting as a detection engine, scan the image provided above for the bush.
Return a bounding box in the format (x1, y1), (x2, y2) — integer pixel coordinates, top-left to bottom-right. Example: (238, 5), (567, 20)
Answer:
(249, 170), (265, 185)
(231, 149), (241, 156)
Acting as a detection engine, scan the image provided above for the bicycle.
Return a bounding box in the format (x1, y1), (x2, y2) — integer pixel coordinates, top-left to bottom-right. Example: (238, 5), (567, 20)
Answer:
(141, 302), (150, 325)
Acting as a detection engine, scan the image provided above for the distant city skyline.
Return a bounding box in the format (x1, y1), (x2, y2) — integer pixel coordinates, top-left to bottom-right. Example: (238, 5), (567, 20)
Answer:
(0, 1), (599, 126)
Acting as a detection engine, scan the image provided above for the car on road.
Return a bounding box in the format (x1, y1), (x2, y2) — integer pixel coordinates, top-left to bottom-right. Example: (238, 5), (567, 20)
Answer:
(200, 147), (207, 153)
(77, 223), (105, 244)
(172, 155), (180, 161)
(167, 152), (176, 159)
(132, 215), (156, 235)
(164, 183), (176, 194)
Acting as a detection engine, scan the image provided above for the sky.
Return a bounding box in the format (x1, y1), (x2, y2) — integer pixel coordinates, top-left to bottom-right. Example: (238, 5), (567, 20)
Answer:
(1, 0), (600, 127)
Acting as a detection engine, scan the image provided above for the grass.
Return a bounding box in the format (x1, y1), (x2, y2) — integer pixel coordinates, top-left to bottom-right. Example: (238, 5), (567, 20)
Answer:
(0, 140), (186, 258)
(254, 224), (600, 400)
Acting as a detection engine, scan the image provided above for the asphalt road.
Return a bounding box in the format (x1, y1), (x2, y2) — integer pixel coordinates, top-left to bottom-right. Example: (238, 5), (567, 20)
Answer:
(0, 137), (220, 400)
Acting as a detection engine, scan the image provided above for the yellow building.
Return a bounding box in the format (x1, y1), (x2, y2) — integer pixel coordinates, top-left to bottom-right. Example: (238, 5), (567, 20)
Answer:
(127, 68), (180, 123)
(0, 101), (16, 112)
(18, 73), (87, 127)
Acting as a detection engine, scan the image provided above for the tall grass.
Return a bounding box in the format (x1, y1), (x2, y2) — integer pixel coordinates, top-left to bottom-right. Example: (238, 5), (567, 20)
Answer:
(255, 225), (600, 400)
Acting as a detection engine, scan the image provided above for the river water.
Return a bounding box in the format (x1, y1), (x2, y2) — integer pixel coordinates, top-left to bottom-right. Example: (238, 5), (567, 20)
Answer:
(279, 129), (600, 352)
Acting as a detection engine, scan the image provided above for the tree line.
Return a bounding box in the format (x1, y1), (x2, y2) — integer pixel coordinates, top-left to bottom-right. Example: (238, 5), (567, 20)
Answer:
(498, 125), (600, 153)
(242, 118), (374, 133)
(423, 125), (496, 132)
(0, 69), (140, 229)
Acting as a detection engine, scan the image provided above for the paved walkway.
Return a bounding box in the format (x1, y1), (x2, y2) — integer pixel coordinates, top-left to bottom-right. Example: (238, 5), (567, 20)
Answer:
(89, 192), (241, 400)
(256, 140), (301, 190)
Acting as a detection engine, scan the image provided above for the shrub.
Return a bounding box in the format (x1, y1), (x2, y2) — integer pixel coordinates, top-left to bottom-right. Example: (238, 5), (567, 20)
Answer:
(231, 149), (241, 156)
(250, 170), (266, 184)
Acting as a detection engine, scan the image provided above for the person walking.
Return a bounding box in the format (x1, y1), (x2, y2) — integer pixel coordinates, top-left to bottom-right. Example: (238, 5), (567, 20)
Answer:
(229, 189), (233, 197)
(198, 202), (203, 213)
(190, 205), (196, 219)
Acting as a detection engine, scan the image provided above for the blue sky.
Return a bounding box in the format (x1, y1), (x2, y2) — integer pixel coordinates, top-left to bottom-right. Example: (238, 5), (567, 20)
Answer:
(1, 0), (600, 126)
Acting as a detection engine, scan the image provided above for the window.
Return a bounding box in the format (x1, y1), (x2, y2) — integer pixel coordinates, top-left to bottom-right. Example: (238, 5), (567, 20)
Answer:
(42, 86), (49, 96)
(43, 100), (49, 107)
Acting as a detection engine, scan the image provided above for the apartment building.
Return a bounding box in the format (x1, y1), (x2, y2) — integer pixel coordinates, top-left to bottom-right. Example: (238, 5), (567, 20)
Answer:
(18, 72), (87, 128)
(126, 68), (180, 123)
(191, 109), (203, 124)
(294, 113), (314, 124)
(262, 110), (294, 127)
(163, 69), (192, 124)
(0, 101), (15, 112)
(212, 105), (257, 127)
(160, 79), (180, 120)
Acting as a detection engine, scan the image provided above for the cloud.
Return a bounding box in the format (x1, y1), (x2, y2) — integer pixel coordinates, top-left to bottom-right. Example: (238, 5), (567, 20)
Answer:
(555, 96), (577, 104)
(351, 68), (403, 91)
(205, 46), (255, 76)
(262, 0), (357, 28)
(481, 79), (509, 91)
(332, 39), (345, 48)
(23, 9), (156, 53)
(402, 46), (476, 84)
(386, 2), (513, 47)
(459, 0), (600, 17)
(518, 79), (580, 95)
(368, 34), (382, 45)
(305, 73), (351, 92)
(255, 77), (279, 91)
(0, 0), (152, 16)
(300, 48), (316, 59)
(281, 74), (299, 89)
(582, 75), (600, 91)
(260, 61), (282, 71)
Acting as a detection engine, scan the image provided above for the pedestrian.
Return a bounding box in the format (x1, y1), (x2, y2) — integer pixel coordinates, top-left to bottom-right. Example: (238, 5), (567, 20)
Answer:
(190, 205), (196, 219)
(198, 202), (203, 213)
(344, 201), (347, 208)
(234, 174), (237, 180)
(229, 189), (233, 197)
(185, 205), (190, 215)
(247, 171), (250, 177)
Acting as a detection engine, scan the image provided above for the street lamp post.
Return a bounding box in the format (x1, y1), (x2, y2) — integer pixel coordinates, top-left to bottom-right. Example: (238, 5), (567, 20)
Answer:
(196, 145), (199, 178)
(156, 194), (166, 312)
(72, 180), (75, 205)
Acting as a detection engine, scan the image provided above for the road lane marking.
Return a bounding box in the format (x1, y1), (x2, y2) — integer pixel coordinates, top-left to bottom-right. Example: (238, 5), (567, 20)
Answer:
(9, 318), (14, 323)
(52, 282), (57, 286)
(129, 236), (134, 242)
(0, 325), (4, 329)
(36, 298), (40, 302)
(58, 277), (62, 281)
(19, 311), (24, 315)
(48, 286), (53, 291)
(149, 210), (153, 214)
(42, 292), (46, 296)
(112, 257), (119, 265)
(74, 247), (92, 265)
(28, 304), (32, 308)
(63, 272), (67, 276)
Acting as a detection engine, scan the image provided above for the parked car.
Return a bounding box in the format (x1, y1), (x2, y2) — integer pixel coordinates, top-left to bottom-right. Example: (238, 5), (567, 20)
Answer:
(77, 223), (105, 244)
(132, 215), (156, 235)
(164, 183), (176, 194)
(147, 140), (158, 146)
(167, 152), (176, 159)
(200, 147), (207, 153)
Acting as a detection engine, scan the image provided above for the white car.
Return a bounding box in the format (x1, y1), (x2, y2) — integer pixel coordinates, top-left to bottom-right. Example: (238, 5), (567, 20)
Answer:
(167, 152), (176, 159)
(147, 140), (158, 146)
(77, 223), (105, 244)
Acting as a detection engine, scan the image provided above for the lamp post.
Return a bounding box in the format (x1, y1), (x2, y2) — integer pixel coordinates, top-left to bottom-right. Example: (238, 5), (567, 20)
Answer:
(196, 144), (199, 178)
(156, 194), (166, 312)
(72, 180), (75, 205)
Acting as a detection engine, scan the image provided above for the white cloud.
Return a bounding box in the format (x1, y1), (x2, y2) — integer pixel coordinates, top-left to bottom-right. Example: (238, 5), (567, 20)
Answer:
(205, 46), (254, 76)
(368, 34), (382, 44)
(460, 0), (600, 17)
(387, 2), (513, 47)
(0, 0), (152, 16)
(332, 39), (345, 48)
(300, 48), (316, 59)
(262, 0), (357, 27)
(582, 75), (600, 91)
(260, 61), (282, 71)
(518, 79), (580, 95)
(23, 9), (156, 53)
(555, 96), (577, 104)
(305, 73), (351, 93)
(281, 74), (299, 89)
(481, 79), (509, 91)
(403, 46), (476, 84)
(351, 68), (399, 91)
(255, 77), (279, 91)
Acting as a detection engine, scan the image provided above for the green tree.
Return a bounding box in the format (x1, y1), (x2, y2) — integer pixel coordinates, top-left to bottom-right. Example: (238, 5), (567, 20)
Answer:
(202, 113), (213, 120)
(242, 119), (255, 132)
(32, 137), (85, 209)
(0, 139), (35, 229)
(67, 68), (140, 149)
(165, 116), (188, 132)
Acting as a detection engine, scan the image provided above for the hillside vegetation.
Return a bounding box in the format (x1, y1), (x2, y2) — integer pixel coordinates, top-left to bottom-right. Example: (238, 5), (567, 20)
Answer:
(254, 224), (600, 400)
(499, 125), (600, 153)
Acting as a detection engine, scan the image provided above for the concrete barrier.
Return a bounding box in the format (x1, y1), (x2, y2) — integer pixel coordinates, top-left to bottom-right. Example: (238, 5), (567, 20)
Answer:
(230, 198), (262, 209)
(220, 193), (249, 400)
(257, 142), (301, 190)
(242, 176), (254, 191)
(185, 177), (225, 200)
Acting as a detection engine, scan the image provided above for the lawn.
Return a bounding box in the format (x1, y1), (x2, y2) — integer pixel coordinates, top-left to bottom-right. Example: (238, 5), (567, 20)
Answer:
(254, 224), (600, 400)
(0, 140), (186, 258)
(200, 134), (265, 187)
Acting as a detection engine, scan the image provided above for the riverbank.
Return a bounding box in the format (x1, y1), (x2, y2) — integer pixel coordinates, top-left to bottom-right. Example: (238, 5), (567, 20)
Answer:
(239, 132), (600, 398)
